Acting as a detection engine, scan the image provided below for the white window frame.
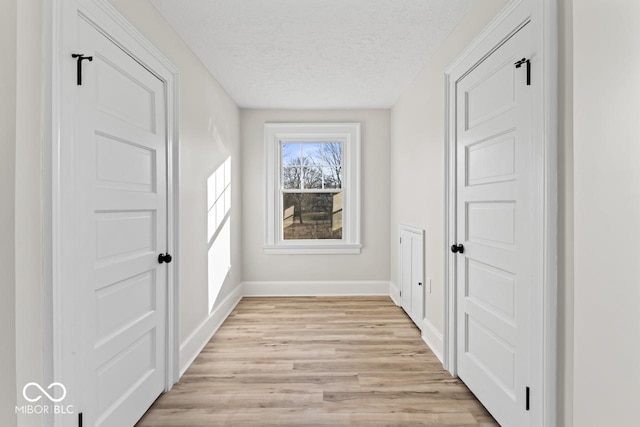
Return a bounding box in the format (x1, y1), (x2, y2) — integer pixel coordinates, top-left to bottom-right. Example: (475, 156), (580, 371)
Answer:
(264, 123), (361, 254)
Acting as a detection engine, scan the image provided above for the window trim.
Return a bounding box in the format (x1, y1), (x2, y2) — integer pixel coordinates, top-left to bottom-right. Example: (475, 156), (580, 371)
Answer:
(264, 123), (361, 254)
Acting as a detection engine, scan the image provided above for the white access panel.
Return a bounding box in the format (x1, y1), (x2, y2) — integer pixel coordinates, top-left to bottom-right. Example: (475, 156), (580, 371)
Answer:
(399, 225), (424, 329)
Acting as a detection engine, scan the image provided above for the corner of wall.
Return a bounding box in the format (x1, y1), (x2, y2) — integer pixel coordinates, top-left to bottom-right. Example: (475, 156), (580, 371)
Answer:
(389, 281), (401, 306)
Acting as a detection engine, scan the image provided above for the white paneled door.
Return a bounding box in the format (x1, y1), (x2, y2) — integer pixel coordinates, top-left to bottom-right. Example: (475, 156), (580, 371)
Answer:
(454, 23), (533, 426)
(75, 16), (168, 427)
(400, 226), (424, 329)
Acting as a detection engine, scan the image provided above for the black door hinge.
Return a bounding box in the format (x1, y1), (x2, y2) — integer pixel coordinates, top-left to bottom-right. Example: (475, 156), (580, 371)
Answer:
(525, 386), (530, 411)
(78, 412), (83, 427)
(71, 53), (93, 85)
(514, 58), (531, 86)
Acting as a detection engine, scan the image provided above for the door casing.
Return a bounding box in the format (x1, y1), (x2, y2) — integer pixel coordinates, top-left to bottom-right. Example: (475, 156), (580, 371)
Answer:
(444, 0), (557, 426)
(45, 0), (180, 425)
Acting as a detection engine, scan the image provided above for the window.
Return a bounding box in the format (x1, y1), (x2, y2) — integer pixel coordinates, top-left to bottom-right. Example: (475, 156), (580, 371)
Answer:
(264, 123), (361, 254)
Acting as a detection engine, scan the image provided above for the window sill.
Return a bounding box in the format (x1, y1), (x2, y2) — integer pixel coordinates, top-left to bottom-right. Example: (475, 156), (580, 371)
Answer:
(264, 244), (362, 255)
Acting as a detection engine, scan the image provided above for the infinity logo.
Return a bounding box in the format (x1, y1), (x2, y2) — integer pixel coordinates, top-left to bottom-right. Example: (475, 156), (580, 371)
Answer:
(22, 383), (67, 403)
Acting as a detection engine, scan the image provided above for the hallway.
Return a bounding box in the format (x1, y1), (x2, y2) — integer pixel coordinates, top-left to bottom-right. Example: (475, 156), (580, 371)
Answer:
(137, 297), (497, 426)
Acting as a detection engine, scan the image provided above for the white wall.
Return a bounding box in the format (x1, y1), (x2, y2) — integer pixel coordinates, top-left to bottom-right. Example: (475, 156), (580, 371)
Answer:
(389, 0), (508, 356)
(241, 109), (390, 285)
(0, 0), (18, 424)
(573, 1), (640, 426)
(108, 0), (242, 367)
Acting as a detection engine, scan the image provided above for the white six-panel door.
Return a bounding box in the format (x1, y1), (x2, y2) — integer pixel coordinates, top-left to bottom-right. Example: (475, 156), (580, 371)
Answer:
(75, 15), (168, 427)
(454, 23), (533, 426)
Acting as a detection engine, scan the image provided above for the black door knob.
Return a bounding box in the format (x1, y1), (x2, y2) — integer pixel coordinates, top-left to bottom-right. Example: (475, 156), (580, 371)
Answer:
(450, 244), (464, 254)
(158, 253), (172, 264)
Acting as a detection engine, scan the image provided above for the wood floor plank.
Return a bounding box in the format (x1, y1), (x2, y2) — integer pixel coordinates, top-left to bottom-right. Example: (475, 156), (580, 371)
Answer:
(136, 296), (498, 426)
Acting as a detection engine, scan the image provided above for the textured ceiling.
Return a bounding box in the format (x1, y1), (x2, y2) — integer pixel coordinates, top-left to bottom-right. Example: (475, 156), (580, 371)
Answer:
(150, 0), (471, 109)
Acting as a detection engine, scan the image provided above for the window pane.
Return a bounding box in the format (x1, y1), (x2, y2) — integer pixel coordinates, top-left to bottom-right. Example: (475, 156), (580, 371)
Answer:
(283, 192), (343, 240)
(324, 142), (342, 166)
(282, 143), (301, 166)
(302, 142), (323, 166)
(283, 166), (301, 189)
(322, 166), (342, 189)
(303, 166), (322, 189)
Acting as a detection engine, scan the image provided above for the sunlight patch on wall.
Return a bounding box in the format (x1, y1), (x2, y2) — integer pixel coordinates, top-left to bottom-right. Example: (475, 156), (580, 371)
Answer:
(207, 157), (231, 313)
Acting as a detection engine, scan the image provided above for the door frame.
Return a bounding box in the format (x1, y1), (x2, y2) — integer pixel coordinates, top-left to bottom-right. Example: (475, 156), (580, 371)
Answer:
(44, 0), (180, 423)
(443, 0), (557, 425)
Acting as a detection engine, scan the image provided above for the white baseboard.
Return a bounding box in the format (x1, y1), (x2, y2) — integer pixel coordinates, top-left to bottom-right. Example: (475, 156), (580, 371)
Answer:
(179, 284), (242, 376)
(389, 281), (401, 306)
(242, 280), (390, 296)
(421, 317), (444, 364)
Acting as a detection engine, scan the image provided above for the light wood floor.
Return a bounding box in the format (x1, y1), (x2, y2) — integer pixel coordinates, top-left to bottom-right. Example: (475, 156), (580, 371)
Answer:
(137, 296), (498, 426)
